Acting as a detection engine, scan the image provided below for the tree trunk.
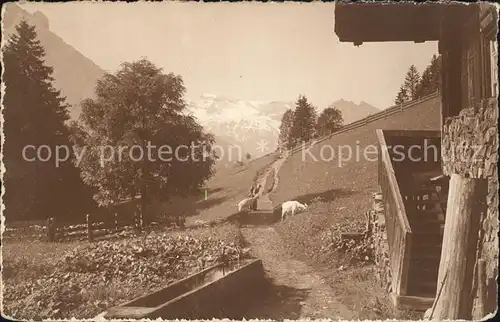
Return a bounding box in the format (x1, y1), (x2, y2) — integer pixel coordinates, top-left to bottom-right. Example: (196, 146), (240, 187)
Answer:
(140, 185), (147, 229)
(432, 174), (487, 320)
(140, 143), (150, 229)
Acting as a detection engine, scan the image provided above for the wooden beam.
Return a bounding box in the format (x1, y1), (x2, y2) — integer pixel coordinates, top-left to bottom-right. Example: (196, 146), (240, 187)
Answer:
(334, 2), (443, 42)
(375, 130), (412, 234)
(432, 174), (487, 319)
(390, 293), (435, 311)
(476, 258), (487, 319)
(381, 130), (442, 138)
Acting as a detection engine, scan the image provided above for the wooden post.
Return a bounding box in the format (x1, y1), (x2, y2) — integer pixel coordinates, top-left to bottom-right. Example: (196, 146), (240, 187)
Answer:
(432, 174), (487, 320)
(86, 214), (94, 241)
(179, 215), (185, 230)
(134, 205), (142, 233)
(47, 217), (55, 242)
(477, 258), (487, 319)
(114, 212), (119, 233)
(53, 218), (60, 241)
(364, 210), (371, 236)
(134, 209), (138, 231)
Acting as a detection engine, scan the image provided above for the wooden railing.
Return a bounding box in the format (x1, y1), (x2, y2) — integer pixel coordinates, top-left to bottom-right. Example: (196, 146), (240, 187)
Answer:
(376, 129), (413, 296)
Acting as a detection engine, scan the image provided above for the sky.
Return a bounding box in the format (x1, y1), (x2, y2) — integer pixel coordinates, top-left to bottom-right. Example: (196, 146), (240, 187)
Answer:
(19, 1), (438, 110)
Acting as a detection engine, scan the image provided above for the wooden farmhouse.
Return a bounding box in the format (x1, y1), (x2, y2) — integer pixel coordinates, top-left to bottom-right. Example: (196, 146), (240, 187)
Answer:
(335, 2), (498, 319)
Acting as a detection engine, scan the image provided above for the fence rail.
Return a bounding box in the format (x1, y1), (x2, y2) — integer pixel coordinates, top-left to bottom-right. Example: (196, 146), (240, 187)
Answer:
(376, 129), (412, 296)
(46, 213), (133, 242)
(288, 91), (440, 155)
(46, 211), (185, 242)
(42, 197), (185, 242)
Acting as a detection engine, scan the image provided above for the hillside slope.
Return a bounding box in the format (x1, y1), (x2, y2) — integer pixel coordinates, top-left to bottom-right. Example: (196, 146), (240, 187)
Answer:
(176, 152), (277, 226)
(272, 94), (441, 210)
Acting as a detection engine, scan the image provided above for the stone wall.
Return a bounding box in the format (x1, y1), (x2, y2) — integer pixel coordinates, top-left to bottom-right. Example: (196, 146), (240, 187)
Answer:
(441, 97), (499, 318)
(370, 192), (392, 293)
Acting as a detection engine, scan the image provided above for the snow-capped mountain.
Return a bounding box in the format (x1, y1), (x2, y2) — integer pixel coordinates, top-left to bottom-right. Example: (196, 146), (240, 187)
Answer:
(186, 94), (294, 159)
(185, 94), (381, 160)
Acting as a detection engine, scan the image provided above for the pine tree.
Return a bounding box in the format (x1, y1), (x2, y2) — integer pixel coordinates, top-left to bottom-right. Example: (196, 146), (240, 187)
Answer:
(278, 109), (294, 150)
(428, 54), (441, 94)
(395, 85), (409, 106)
(415, 55), (441, 98)
(289, 95), (318, 146)
(316, 106), (344, 137)
(403, 65), (421, 100)
(415, 68), (432, 98)
(3, 20), (95, 221)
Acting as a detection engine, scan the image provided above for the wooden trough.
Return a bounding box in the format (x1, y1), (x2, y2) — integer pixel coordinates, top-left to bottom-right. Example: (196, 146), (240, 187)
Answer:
(102, 259), (265, 319)
(227, 209), (279, 227)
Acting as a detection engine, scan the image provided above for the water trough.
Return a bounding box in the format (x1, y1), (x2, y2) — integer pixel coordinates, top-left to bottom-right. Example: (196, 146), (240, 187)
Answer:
(227, 209), (280, 227)
(102, 258), (265, 319)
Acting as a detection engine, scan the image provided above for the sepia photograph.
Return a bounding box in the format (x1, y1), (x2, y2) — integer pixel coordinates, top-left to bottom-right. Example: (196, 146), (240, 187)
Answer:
(1, 1), (498, 321)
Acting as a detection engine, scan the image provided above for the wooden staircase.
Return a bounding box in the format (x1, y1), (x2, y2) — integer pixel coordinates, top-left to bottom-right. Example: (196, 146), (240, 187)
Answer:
(376, 129), (450, 311)
(402, 178), (449, 297)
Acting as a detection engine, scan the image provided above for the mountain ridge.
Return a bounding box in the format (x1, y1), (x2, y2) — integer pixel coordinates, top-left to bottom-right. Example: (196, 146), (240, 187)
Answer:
(3, 4), (106, 120)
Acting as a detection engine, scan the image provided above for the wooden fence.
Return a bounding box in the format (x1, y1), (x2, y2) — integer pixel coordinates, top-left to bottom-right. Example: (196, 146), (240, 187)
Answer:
(47, 213), (135, 242)
(46, 197), (185, 242)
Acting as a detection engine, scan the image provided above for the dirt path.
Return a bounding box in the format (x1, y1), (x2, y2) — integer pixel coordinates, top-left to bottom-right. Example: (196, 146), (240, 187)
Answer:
(240, 150), (355, 320)
(253, 150), (288, 210)
(241, 226), (355, 320)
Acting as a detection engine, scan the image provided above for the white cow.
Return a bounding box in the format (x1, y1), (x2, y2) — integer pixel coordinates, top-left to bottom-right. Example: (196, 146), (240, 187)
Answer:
(281, 200), (308, 221)
(237, 196), (258, 212)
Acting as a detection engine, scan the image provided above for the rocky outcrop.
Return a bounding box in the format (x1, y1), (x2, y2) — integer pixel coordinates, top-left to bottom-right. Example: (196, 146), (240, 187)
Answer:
(370, 192), (392, 293)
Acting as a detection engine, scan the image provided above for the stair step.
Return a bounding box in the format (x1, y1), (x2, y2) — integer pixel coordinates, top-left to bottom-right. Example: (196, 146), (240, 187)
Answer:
(413, 245), (443, 253)
(410, 264), (439, 275)
(408, 287), (438, 298)
(408, 200), (442, 207)
(408, 276), (438, 287)
(412, 238), (444, 249)
(409, 205), (441, 213)
(417, 281), (437, 292)
(409, 223), (444, 234)
(410, 290), (437, 298)
(411, 209), (445, 221)
(412, 252), (441, 260)
(408, 273), (439, 285)
(412, 260), (441, 270)
(412, 227), (444, 236)
(403, 193), (439, 201)
(404, 194), (440, 201)
(412, 250), (442, 262)
(409, 214), (445, 222)
(412, 243), (442, 253)
(414, 186), (439, 193)
(409, 218), (445, 225)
